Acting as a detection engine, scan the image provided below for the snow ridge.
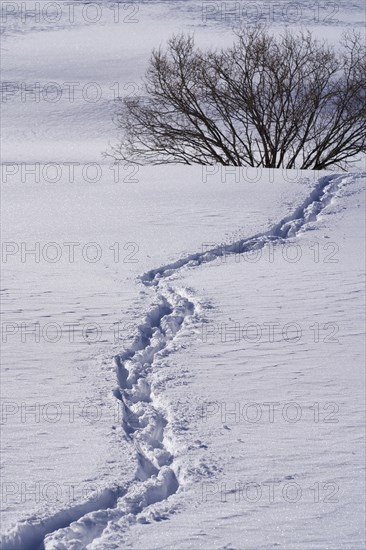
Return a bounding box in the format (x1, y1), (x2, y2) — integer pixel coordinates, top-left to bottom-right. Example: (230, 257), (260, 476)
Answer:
(140, 173), (356, 285)
(1, 172), (360, 550)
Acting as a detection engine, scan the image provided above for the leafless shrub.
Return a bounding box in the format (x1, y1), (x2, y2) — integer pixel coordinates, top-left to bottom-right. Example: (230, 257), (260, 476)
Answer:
(110, 26), (365, 169)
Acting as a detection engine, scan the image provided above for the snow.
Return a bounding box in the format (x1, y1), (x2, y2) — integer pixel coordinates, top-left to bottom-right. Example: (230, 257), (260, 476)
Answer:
(1, 1), (365, 549)
(2, 170), (365, 549)
(122, 173), (365, 550)
(1, 168), (317, 542)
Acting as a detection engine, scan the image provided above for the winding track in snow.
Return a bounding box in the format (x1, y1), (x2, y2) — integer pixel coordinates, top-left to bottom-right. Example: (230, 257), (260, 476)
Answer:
(1, 172), (359, 550)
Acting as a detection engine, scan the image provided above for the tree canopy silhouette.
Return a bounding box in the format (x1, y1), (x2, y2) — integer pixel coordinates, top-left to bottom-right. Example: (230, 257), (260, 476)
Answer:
(111, 26), (365, 170)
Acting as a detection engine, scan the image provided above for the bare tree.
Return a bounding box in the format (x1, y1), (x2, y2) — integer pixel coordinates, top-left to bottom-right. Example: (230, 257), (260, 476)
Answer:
(110, 26), (366, 169)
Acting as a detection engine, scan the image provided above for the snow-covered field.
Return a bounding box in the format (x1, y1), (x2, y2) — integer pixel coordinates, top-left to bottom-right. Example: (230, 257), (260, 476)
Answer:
(1, 1), (365, 549)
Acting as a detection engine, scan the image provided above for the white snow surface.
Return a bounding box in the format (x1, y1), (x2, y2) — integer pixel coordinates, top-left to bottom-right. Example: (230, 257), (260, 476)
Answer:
(2, 170), (365, 550)
(1, 1), (365, 549)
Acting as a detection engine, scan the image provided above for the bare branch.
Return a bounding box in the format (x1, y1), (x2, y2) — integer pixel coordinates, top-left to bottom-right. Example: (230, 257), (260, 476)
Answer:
(108, 26), (366, 170)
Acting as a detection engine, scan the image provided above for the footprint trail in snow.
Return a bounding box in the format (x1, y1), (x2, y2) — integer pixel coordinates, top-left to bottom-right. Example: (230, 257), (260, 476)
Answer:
(1, 172), (362, 550)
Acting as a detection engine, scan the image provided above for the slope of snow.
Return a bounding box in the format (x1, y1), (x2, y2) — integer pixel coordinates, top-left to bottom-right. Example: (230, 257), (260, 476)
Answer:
(2, 171), (364, 549)
(119, 173), (365, 550)
(1, 168), (320, 541)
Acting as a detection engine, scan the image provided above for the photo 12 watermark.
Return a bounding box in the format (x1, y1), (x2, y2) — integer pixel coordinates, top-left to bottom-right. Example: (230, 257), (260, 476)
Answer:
(201, 320), (340, 344)
(200, 240), (339, 265)
(201, 166), (324, 184)
(201, 2), (340, 25)
(1, 163), (139, 184)
(1, 479), (126, 506)
(1, 241), (139, 264)
(200, 401), (340, 424)
(1, 81), (143, 104)
(0, 399), (124, 425)
(1, 319), (141, 345)
(1, 2), (140, 25)
(201, 479), (340, 504)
